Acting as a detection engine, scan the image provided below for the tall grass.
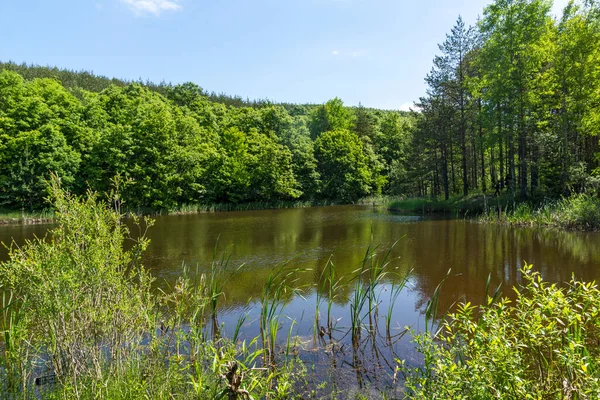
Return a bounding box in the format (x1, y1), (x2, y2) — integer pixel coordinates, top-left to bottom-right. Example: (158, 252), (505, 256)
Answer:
(480, 193), (600, 230)
(147, 199), (338, 215)
(0, 208), (54, 225)
(315, 257), (343, 341)
(385, 270), (411, 341)
(348, 243), (400, 344)
(259, 263), (306, 368)
(0, 289), (29, 394)
(388, 193), (518, 217)
(0, 179), (307, 399)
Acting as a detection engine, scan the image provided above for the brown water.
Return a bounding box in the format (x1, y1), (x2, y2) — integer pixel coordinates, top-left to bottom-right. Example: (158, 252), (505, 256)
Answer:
(137, 205), (600, 310)
(2, 205), (600, 395)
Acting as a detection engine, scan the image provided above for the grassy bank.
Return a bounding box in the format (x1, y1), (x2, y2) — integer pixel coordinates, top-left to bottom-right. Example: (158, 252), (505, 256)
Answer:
(0, 201), (326, 226)
(0, 208), (54, 225)
(159, 199), (340, 214)
(0, 196), (383, 226)
(388, 193), (518, 217)
(480, 193), (600, 231)
(388, 193), (600, 231)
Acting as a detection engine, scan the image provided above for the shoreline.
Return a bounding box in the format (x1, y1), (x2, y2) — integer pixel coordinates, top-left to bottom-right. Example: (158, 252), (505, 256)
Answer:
(388, 194), (600, 232)
(0, 197), (393, 226)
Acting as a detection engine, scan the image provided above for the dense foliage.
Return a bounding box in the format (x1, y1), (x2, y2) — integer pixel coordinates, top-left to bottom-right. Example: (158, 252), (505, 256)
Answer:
(412, 0), (600, 201)
(3, 1), (600, 211)
(0, 64), (414, 210)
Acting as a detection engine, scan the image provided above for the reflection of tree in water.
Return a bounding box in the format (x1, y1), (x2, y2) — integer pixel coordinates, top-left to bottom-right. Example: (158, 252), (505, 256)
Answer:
(408, 221), (600, 318)
(6, 207), (600, 315)
(119, 208), (600, 318)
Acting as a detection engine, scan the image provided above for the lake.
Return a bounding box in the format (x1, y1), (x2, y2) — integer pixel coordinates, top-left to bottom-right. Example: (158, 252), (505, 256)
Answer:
(2, 205), (600, 395)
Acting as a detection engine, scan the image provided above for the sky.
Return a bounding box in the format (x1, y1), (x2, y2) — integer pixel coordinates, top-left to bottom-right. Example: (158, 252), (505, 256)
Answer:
(0, 0), (572, 110)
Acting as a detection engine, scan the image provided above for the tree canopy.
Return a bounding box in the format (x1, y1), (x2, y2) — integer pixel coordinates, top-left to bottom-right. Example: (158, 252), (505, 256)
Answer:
(0, 68), (413, 210)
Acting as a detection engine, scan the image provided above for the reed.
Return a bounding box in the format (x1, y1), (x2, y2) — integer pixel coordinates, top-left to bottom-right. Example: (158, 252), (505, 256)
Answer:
(385, 269), (411, 341)
(424, 268), (452, 335)
(259, 263), (306, 368)
(315, 257), (343, 341)
(349, 265), (369, 345)
(480, 193), (600, 231)
(0, 289), (30, 394)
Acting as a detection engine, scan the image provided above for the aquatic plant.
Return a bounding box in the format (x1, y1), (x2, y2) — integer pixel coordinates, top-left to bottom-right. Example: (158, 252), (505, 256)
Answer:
(0, 178), (308, 399)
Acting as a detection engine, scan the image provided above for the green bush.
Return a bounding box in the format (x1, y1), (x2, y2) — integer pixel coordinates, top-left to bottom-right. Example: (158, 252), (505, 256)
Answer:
(406, 265), (600, 399)
(481, 194), (600, 231)
(558, 194), (600, 230)
(0, 178), (155, 395)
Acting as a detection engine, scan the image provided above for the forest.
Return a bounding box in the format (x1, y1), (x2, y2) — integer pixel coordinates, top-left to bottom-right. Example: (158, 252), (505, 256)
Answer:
(1, 0), (600, 213)
(414, 0), (600, 201)
(0, 62), (413, 211)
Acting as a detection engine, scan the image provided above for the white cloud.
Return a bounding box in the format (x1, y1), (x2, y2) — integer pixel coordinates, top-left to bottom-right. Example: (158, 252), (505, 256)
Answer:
(399, 102), (414, 112)
(331, 49), (368, 58)
(121, 0), (182, 16)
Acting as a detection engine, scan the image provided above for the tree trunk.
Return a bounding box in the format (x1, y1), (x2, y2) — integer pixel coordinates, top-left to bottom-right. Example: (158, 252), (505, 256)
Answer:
(479, 98), (486, 193)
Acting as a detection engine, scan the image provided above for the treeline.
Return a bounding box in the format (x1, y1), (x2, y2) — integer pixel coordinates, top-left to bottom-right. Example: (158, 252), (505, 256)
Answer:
(414, 0), (600, 200)
(0, 66), (414, 210)
(0, 61), (317, 111)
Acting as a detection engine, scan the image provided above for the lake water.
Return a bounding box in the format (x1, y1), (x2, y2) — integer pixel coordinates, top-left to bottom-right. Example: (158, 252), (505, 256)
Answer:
(2, 205), (600, 395)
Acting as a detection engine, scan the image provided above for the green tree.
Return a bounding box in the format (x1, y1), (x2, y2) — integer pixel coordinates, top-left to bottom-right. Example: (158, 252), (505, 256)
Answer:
(85, 84), (181, 209)
(480, 0), (554, 198)
(205, 127), (300, 203)
(308, 98), (356, 139)
(439, 16), (476, 196)
(0, 124), (80, 209)
(314, 129), (371, 201)
(0, 71), (83, 208)
(281, 120), (321, 199)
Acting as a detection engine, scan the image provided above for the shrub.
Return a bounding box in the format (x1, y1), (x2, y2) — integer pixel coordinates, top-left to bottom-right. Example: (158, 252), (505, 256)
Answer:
(406, 265), (600, 398)
(0, 178), (155, 394)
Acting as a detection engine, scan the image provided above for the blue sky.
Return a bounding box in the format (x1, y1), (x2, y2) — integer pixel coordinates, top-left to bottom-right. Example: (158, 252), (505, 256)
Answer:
(1, 0), (570, 110)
